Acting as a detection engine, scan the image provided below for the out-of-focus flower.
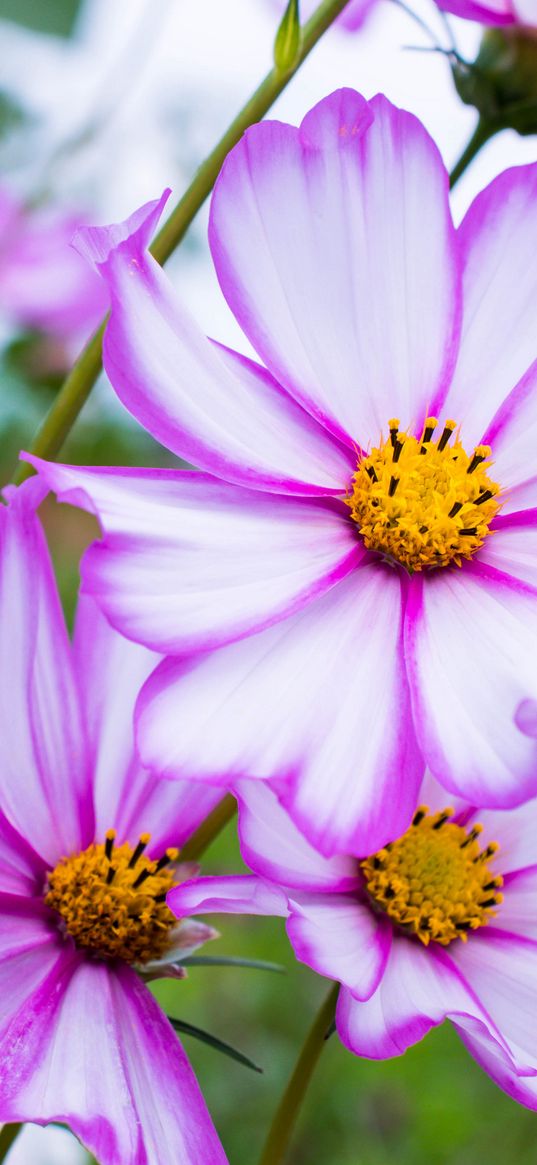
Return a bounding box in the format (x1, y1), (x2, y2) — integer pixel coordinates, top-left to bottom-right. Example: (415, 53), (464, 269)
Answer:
(171, 774), (537, 1111)
(438, 0), (537, 26)
(0, 481), (226, 1165)
(0, 189), (107, 354)
(30, 89), (537, 857)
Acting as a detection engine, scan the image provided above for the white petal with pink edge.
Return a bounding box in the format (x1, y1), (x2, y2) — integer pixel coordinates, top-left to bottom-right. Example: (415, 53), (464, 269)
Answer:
(287, 894), (391, 1000)
(405, 565), (537, 809)
(481, 360), (537, 513)
(209, 89), (460, 448)
(74, 192), (351, 495)
(336, 936), (499, 1059)
(446, 164), (537, 448)
(0, 483), (92, 865)
(235, 780), (360, 892)
(138, 565), (423, 858)
(0, 955), (228, 1165)
(168, 875), (289, 920)
(28, 460), (361, 655)
(451, 930), (537, 1070)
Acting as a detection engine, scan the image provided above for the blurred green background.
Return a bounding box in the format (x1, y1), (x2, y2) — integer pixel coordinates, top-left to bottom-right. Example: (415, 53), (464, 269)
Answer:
(2, 0), (537, 1163)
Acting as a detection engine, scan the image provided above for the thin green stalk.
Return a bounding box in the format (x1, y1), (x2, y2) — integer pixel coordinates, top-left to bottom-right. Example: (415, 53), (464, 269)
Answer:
(258, 982), (340, 1165)
(0, 1123), (22, 1161)
(12, 0), (353, 486)
(179, 794), (237, 863)
(449, 118), (495, 189)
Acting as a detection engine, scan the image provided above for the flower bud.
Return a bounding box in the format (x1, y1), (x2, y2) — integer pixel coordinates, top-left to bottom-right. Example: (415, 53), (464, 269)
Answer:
(274, 0), (301, 72)
(452, 28), (537, 136)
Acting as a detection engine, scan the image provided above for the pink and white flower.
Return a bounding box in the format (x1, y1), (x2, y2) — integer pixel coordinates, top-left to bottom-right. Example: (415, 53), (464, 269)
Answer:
(29, 89), (537, 857)
(0, 480), (228, 1165)
(170, 774), (537, 1111)
(0, 188), (107, 351)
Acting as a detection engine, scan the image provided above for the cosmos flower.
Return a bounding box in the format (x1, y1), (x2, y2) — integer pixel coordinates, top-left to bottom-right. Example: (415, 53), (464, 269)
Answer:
(437, 0), (537, 26)
(170, 774), (537, 1111)
(29, 88), (537, 857)
(0, 188), (107, 351)
(0, 480), (227, 1165)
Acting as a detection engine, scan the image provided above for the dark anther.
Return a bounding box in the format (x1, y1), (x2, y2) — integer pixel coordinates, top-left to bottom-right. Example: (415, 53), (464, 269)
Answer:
(483, 880), (499, 891)
(390, 424), (399, 447)
(448, 502), (463, 518)
(128, 837), (149, 869)
(467, 452), (485, 474)
(132, 868), (151, 889)
(475, 490), (493, 506)
(412, 809), (426, 826)
(366, 464), (378, 482)
(106, 865), (116, 885)
(422, 423), (436, 444)
(154, 852), (173, 874)
(104, 833), (115, 862)
(460, 828), (479, 849)
(459, 528), (478, 537)
(432, 812), (450, 830)
(153, 892), (168, 903)
(437, 425), (455, 452)
(373, 856), (382, 869)
(479, 898), (497, 909)
(419, 525), (428, 534)
(389, 476), (399, 497)
(456, 921), (471, 931)
(385, 886), (395, 899)
(392, 440), (403, 463)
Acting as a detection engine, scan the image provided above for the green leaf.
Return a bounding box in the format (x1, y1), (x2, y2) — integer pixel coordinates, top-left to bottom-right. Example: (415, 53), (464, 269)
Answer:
(274, 0), (301, 73)
(0, 0), (83, 37)
(181, 955), (285, 973)
(167, 1016), (263, 1074)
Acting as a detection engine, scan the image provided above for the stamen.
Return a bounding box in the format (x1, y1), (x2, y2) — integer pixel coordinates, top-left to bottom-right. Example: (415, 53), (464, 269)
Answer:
(421, 417), (438, 445)
(132, 867), (151, 889)
(366, 465), (378, 483)
(461, 825), (483, 848)
(128, 833), (151, 868)
(459, 527), (478, 536)
(412, 805), (428, 826)
(105, 829), (116, 862)
(388, 476), (399, 497)
(106, 865), (116, 885)
(392, 440), (403, 463)
(154, 847), (180, 873)
(475, 490), (494, 506)
(448, 502), (463, 518)
(432, 808), (454, 830)
(389, 418), (400, 447)
(437, 420), (456, 452)
(467, 446), (491, 474)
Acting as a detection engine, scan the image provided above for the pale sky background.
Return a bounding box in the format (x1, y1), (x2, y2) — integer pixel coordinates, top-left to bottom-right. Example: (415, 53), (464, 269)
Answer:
(0, 0), (536, 361)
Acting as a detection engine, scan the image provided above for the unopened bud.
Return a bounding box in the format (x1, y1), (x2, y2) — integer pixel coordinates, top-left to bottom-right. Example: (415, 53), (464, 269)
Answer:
(452, 28), (537, 136)
(274, 0), (301, 73)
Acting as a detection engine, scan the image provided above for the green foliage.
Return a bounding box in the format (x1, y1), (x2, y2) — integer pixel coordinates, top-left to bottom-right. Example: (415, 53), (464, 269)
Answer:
(0, 0), (82, 37)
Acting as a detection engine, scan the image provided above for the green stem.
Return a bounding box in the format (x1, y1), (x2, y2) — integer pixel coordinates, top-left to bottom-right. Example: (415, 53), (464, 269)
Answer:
(258, 982), (340, 1165)
(179, 794), (237, 863)
(12, 0), (353, 487)
(0, 1123), (22, 1161)
(449, 118), (496, 189)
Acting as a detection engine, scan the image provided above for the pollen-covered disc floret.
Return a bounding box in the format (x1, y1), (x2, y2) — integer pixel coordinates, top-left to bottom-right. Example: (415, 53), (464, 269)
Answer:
(361, 806), (503, 946)
(348, 418), (501, 571)
(45, 830), (179, 964)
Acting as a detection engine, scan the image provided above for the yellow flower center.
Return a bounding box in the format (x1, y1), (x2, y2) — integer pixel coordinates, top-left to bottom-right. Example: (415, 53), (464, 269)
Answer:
(44, 830), (179, 964)
(347, 417), (501, 571)
(361, 806), (503, 946)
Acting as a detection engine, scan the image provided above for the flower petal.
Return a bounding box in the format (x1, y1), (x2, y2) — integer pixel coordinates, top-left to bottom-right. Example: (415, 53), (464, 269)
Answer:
(74, 193), (351, 495)
(0, 895), (64, 1041)
(472, 797), (537, 877)
(446, 164), (537, 447)
(0, 483), (92, 864)
(235, 780), (360, 892)
(492, 868), (537, 941)
(481, 360), (537, 513)
(0, 956), (228, 1165)
(287, 894), (391, 1000)
(28, 461), (361, 654)
(73, 595), (222, 852)
(405, 565), (537, 808)
(168, 875), (289, 919)
(477, 513), (537, 587)
(451, 930), (537, 1070)
(209, 88), (460, 447)
(0, 812), (46, 895)
(335, 937), (495, 1059)
(138, 565), (423, 857)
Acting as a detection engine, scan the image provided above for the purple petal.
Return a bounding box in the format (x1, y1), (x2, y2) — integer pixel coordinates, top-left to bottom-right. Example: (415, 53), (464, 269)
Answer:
(287, 894), (391, 1000)
(0, 483), (92, 864)
(138, 566), (423, 857)
(446, 164), (537, 447)
(74, 192), (351, 495)
(209, 88), (460, 447)
(235, 780), (360, 892)
(405, 566), (537, 809)
(0, 894), (64, 1042)
(28, 461), (360, 654)
(0, 955), (228, 1164)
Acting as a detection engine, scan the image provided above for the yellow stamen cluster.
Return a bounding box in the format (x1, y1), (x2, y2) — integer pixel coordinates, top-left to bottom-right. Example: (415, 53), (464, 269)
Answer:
(348, 417), (501, 571)
(361, 806), (503, 946)
(45, 830), (179, 964)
